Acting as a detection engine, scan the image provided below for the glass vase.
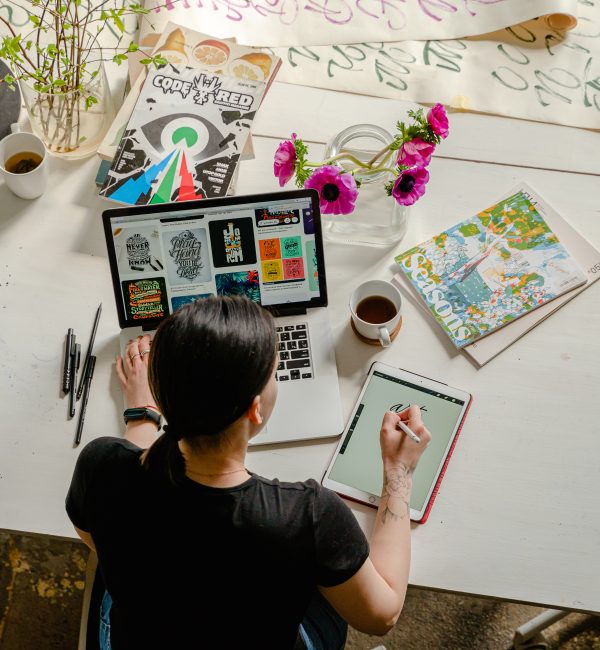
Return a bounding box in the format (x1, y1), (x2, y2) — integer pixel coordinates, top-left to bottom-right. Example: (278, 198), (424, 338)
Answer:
(20, 58), (114, 159)
(321, 124), (409, 247)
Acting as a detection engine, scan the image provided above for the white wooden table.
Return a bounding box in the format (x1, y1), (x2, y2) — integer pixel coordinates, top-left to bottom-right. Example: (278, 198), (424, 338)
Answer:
(1, 81), (599, 616)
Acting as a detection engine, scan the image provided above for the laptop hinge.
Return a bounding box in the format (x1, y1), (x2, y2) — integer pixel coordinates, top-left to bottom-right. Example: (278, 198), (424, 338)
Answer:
(270, 306), (307, 317)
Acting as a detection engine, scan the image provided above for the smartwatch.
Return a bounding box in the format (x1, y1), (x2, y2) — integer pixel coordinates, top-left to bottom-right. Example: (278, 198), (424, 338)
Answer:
(123, 407), (162, 429)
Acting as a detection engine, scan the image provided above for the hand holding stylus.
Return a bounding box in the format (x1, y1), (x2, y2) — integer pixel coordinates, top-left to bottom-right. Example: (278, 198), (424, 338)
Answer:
(380, 405), (431, 472)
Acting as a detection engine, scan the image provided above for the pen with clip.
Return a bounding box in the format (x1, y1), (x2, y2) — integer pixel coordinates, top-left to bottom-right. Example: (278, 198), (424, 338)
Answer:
(68, 343), (81, 418)
(62, 329), (75, 394)
(395, 418), (421, 444)
(75, 356), (96, 447)
(77, 303), (102, 400)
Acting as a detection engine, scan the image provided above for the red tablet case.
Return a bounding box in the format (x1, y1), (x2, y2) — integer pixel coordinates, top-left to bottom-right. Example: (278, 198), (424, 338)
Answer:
(415, 393), (472, 524)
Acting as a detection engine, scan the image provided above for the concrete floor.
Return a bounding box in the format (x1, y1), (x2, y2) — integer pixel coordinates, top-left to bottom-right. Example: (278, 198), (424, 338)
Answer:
(1, 530), (599, 649)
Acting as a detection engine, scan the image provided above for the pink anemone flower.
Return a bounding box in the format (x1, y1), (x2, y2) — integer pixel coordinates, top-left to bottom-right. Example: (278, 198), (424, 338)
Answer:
(427, 103), (449, 139)
(304, 165), (358, 215)
(397, 138), (435, 168)
(273, 136), (297, 187)
(391, 167), (430, 206)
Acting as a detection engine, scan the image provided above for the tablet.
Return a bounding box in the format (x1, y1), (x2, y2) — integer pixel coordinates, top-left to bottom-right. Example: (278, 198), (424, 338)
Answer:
(322, 362), (472, 523)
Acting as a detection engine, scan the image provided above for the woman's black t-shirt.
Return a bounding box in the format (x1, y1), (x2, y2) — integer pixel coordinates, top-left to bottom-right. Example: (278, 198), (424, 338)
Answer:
(66, 437), (369, 649)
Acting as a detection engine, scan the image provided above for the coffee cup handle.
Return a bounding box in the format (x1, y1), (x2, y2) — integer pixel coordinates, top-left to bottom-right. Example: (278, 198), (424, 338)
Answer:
(378, 326), (391, 348)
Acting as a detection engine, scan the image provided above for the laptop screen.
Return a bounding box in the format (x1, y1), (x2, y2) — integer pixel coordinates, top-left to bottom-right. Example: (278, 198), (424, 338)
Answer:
(102, 189), (327, 329)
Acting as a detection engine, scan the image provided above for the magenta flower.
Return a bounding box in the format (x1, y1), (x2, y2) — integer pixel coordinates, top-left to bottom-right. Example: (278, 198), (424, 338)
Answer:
(304, 165), (358, 215)
(427, 103), (449, 139)
(273, 137), (297, 187)
(397, 137), (435, 168)
(392, 167), (430, 206)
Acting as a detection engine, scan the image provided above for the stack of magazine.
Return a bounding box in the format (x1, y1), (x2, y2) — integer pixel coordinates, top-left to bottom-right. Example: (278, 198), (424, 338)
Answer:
(393, 183), (600, 366)
(97, 22), (281, 205)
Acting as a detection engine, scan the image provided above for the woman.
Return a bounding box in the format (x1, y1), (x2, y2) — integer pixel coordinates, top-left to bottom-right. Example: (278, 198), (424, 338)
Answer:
(66, 296), (431, 649)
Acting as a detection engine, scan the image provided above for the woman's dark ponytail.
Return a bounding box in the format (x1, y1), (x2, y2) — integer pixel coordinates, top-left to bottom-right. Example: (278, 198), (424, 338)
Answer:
(141, 296), (276, 484)
(142, 428), (186, 484)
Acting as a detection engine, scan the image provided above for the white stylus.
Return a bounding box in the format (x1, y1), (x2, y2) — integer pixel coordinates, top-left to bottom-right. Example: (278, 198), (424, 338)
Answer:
(396, 418), (421, 444)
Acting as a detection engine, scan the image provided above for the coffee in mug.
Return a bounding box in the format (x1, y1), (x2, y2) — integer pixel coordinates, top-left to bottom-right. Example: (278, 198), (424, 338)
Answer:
(356, 295), (397, 324)
(0, 129), (49, 199)
(349, 280), (403, 347)
(4, 151), (43, 174)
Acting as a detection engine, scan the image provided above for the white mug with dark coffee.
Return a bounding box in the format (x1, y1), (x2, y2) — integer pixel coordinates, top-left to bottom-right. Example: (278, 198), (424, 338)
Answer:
(349, 280), (403, 347)
(0, 127), (49, 199)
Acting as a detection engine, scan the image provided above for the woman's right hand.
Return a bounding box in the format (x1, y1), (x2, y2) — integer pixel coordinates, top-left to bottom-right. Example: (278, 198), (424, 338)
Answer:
(379, 406), (431, 472)
(115, 334), (159, 412)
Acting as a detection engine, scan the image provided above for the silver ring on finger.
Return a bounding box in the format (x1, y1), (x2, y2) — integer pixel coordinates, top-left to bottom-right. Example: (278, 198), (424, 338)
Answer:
(129, 352), (141, 362)
(140, 349), (151, 356)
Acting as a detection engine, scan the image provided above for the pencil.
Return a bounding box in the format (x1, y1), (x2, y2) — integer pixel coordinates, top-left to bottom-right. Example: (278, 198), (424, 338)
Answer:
(74, 356), (96, 447)
(76, 303), (102, 400)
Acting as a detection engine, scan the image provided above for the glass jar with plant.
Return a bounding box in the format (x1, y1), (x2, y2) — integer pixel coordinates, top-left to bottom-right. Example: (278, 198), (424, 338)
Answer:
(0, 1), (165, 158)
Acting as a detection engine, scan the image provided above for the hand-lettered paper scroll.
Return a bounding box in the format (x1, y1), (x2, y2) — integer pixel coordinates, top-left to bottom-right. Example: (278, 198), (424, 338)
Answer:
(138, 0), (578, 48)
(268, 4), (600, 130)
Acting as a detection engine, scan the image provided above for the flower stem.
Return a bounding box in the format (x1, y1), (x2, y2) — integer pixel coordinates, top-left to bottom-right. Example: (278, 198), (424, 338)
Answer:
(358, 166), (398, 176)
(366, 144), (393, 167)
(308, 151), (392, 171)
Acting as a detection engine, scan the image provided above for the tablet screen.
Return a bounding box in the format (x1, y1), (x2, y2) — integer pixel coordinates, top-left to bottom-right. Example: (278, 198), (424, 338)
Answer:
(328, 370), (466, 512)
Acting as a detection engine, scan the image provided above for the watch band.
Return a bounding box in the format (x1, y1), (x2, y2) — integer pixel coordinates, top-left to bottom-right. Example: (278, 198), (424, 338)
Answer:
(123, 407), (162, 429)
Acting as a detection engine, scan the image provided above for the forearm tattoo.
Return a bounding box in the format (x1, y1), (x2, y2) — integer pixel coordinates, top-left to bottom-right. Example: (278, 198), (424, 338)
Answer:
(379, 463), (413, 523)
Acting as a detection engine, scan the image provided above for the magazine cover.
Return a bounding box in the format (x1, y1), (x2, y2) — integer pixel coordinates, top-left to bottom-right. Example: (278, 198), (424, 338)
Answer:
(395, 188), (587, 348)
(100, 64), (266, 205)
(97, 23), (281, 162)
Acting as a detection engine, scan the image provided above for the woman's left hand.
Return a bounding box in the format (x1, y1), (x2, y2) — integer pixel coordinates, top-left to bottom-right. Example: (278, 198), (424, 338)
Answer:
(115, 334), (159, 411)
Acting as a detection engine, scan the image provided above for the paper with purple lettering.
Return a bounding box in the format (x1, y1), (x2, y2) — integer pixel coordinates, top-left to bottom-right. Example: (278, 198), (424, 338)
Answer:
(270, 0), (600, 129)
(138, 0), (578, 47)
(394, 189), (586, 348)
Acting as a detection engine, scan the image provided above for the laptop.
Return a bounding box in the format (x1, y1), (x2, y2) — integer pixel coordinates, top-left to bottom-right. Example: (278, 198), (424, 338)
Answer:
(102, 189), (343, 445)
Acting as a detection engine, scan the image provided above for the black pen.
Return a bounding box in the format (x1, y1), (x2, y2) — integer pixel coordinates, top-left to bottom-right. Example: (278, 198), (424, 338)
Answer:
(74, 355), (96, 447)
(69, 343), (81, 418)
(62, 328), (74, 394)
(77, 303), (102, 400)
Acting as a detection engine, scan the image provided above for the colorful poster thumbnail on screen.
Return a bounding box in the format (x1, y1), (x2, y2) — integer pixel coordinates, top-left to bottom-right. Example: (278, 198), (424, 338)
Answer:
(215, 270), (260, 302)
(208, 217), (257, 267)
(122, 277), (170, 320)
(259, 236), (305, 283)
(171, 293), (212, 312)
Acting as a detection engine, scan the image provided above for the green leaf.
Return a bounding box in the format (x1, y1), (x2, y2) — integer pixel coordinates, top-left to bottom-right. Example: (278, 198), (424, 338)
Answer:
(85, 95), (98, 110)
(109, 9), (125, 33)
(127, 42), (139, 53)
(139, 57), (152, 65)
(29, 15), (41, 27)
(112, 53), (127, 65)
(128, 2), (149, 13)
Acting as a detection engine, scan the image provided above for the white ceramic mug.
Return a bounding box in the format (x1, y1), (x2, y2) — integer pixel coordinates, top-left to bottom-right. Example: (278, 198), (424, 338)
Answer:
(350, 279), (402, 347)
(0, 126), (49, 199)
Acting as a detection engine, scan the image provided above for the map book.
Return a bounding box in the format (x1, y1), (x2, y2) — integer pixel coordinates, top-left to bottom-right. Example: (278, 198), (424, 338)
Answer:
(394, 185), (587, 349)
(99, 64), (265, 205)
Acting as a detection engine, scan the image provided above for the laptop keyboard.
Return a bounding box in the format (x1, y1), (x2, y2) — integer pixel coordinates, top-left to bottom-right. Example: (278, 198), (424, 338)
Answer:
(275, 323), (313, 382)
